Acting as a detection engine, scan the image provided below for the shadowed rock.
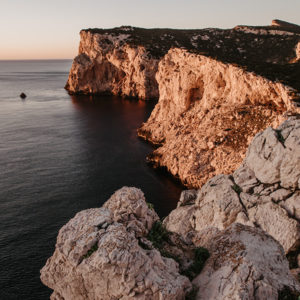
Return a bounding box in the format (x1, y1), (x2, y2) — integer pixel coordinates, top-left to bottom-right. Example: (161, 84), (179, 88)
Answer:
(20, 92), (27, 99)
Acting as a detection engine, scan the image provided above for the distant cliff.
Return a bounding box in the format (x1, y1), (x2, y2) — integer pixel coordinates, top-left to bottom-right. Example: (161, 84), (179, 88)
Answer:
(65, 22), (300, 99)
(66, 21), (300, 187)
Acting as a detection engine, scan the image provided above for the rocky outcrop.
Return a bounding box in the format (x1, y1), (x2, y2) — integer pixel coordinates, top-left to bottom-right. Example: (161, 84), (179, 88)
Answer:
(41, 186), (300, 299)
(41, 117), (300, 297)
(139, 48), (300, 188)
(193, 223), (300, 300)
(296, 42), (300, 61)
(163, 118), (300, 255)
(41, 187), (191, 300)
(272, 19), (300, 31)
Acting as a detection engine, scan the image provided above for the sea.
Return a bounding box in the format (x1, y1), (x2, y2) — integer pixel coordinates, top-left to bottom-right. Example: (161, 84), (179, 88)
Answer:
(0, 60), (182, 299)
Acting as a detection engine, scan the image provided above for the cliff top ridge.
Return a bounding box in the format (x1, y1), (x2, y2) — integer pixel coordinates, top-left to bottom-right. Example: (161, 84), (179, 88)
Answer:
(81, 22), (300, 95)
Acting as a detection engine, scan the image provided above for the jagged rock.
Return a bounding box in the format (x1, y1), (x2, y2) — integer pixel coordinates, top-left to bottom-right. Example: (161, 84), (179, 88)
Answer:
(245, 120), (300, 189)
(281, 191), (300, 221)
(41, 185), (300, 299)
(272, 19), (300, 30)
(103, 187), (159, 237)
(40, 187), (191, 300)
(164, 205), (194, 237)
(139, 48), (299, 188)
(192, 175), (247, 231)
(193, 223), (300, 300)
(177, 189), (197, 207)
(247, 202), (299, 252)
(164, 118), (300, 254)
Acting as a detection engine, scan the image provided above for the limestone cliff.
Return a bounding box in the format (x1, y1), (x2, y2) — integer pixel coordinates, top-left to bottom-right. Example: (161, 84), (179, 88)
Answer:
(66, 22), (300, 100)
(65, 29), (159, 99)
(139, 48), (300, 188)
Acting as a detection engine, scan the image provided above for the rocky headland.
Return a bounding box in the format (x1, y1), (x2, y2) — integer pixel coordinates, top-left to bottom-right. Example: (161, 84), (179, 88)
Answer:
(43, 20), (300, 299)
(66, 20), (300, 188)
(41, 118), (300, 299)
(65, 21), (300, 100)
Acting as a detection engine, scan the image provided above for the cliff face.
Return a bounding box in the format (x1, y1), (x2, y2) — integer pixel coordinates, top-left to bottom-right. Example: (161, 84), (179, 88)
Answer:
(66, 23), (300, 100)
(41, 120), (300, 299)
(65, 22), (300, 188)
(65, 30), (159, 99)
(164, 118), (300, 254)
(138, 48), (300, 188)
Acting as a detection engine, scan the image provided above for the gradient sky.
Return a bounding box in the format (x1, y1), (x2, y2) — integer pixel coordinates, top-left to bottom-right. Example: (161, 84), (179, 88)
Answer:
(1, 0), (299, 60)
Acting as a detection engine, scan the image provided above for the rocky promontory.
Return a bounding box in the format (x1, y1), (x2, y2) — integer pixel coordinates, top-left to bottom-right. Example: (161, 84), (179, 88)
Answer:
(49, 21), (300, 299)
(41, 118), (300, 299)
(65, 21), (300, 100)
(66, 20), (300, 188)
(137, 20), (300, 188)
(138, 48), (300, 188)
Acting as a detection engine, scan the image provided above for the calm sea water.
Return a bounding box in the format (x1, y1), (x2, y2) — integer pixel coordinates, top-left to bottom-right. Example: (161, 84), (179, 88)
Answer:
(0, 60), (182, 299)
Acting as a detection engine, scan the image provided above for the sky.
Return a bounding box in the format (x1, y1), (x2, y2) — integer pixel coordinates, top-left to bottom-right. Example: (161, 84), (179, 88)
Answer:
(0, 0), (299, 60)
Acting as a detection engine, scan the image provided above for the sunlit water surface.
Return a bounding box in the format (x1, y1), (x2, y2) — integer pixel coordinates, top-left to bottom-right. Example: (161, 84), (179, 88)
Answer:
(0, 60), (182, 299)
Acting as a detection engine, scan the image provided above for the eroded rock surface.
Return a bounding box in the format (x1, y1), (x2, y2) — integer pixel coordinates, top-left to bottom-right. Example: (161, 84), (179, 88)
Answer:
(139, 48), (300, 188)
(41, 187), (191, 300)
(41, 185), (300, 299)
(193, 223), (300, 300)
(65, 30), (159, 99)
(164, 118), (300, 254)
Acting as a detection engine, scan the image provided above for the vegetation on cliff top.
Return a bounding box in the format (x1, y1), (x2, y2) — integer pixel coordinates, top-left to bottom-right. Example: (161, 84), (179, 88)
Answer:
(82, 25), (300, 94)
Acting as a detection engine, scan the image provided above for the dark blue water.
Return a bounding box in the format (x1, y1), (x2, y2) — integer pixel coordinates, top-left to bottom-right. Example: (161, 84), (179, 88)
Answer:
(0, 60), (182, 299)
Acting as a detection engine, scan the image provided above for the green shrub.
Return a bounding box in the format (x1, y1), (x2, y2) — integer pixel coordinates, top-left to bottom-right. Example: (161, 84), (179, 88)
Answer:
(182, 247), (210, 280)
(278, 286), (300, 300)
(147, 202), (154, 210)
(231, 184), (242, 195)
(147, 221), (170, 249)
(82, 243), (98, 259)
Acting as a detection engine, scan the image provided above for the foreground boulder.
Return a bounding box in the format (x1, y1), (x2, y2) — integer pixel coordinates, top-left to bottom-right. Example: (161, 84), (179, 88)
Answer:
(41, 186), (300, 299)
(164, 118), (300, 254)
(193, 223), (300, 300)
(40, 187), (191, 300)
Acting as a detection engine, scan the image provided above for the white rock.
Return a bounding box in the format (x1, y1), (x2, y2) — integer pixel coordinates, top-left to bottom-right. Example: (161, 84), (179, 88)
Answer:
(41, 188), (191, 300)
(164, 119), (300, 254)
(193, 223), (300, 300)
(103, 186), (159, 237)
(245, 127), (285, 184)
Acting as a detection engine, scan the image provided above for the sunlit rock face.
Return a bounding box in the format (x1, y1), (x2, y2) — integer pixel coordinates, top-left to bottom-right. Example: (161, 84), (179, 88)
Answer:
(271, 19), (300, 30)
(296, 42), (300, 62)
(163, 118), (300, 255)
(139, 48), (300, 188)
(66, 23), (300, 100)
(65, 30), (159, 99)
